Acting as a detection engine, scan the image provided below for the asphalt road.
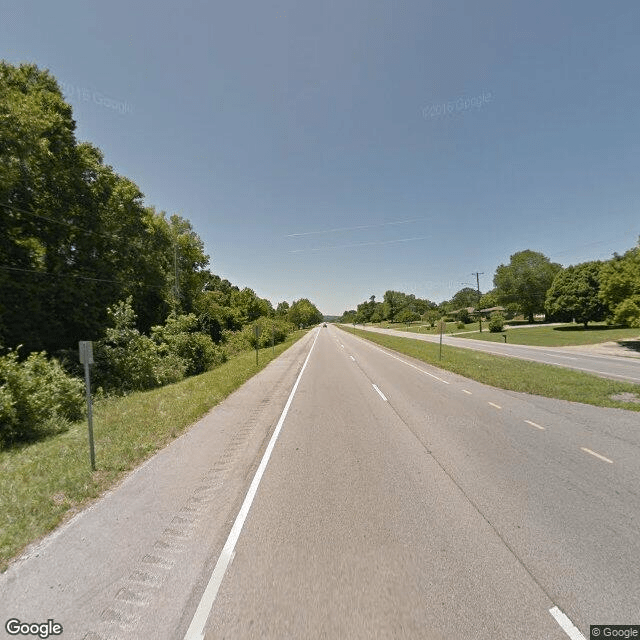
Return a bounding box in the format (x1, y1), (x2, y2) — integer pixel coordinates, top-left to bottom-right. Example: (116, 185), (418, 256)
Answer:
(1, 325), (638, 639)
(350, 324), (640, 384)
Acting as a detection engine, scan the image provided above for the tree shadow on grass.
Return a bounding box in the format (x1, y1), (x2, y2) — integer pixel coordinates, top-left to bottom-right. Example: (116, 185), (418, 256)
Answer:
(553, 324), (627, 332)
(618, 340), (640, 353)
(0, 418), (71, 453)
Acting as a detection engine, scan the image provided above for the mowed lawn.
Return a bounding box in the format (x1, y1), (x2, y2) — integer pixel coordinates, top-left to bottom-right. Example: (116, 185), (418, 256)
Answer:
(458, 323), (640, 347)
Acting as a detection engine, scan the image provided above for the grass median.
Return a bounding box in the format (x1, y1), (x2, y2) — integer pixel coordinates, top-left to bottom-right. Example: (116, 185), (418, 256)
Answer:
(0, 330), (308, 572)
(340, 326), (640, 411)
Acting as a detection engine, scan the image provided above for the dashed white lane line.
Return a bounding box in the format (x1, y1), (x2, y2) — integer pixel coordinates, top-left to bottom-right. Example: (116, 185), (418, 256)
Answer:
(462, 389), (472, 395)
(340, 344), (345, 349)
(182, 329), (320, 640)
(581, 447), (614, 464)
(549, 605), (586, 640)
(372, 384), (388, 402)
(488, 402), (502, 410)
(350, 356), (355, 361)
(524, 419), (545, 430)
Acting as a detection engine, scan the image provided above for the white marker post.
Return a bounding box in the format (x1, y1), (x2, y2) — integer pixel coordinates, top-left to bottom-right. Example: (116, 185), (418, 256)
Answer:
(79, 341), (96, 471)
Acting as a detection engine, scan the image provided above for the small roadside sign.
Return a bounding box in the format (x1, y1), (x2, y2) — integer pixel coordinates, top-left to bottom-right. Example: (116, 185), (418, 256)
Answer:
(79, 341), (96, 470)
(79, 341), (94, 365)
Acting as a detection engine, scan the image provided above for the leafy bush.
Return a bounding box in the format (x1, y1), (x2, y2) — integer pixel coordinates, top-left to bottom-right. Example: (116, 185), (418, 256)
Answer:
(222, 318), (293, 356)
(612, 298), (640, 328)
(456, 321), (466, 330)
(94, 298), (185, 393)
(422, 310), (440, 328)
(489, 313), (505, 333)
(0, 349), (85, 446)
(248, 318), (294, 349)
(456, 309), (472, 324)
(152, 314), (225, 376)
(222, 328), (253, 357)
(396, 309), (420, 324)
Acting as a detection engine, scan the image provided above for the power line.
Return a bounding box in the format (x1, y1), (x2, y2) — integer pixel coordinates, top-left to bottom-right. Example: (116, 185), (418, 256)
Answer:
(1, 202), (122, 239)
(0, 264), (166, 289)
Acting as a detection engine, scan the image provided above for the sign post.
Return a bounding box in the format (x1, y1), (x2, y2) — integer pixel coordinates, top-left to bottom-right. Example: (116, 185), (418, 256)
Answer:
(254, 325), (261, 365)
(437, 320), (446, 361)
(79, 341), (96, 471)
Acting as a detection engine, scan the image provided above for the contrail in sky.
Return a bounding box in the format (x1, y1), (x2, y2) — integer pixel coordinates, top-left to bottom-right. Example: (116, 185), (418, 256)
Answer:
(285, 217), (427, 238)
(289, 236), (428, 253)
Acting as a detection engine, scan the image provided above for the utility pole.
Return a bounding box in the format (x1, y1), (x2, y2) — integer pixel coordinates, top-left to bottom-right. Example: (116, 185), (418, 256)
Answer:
(173, 242), (180, 312)
(472, 272), (484, 332)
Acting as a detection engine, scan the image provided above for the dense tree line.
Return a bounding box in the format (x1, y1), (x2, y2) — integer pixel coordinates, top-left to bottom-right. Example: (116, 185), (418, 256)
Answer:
(0, 62), (324, 355)
(341, 244), (640, 329)
(0, 61), (324, 445)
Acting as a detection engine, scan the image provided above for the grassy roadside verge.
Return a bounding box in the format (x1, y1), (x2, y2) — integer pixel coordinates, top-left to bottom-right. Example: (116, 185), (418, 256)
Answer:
(457, 323), (640, 347)
(340, 326), (640, 411)
(0, 330), (308, 572)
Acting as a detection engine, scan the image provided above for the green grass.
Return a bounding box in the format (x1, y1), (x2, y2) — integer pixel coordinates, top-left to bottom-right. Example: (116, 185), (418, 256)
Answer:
(0, 330), (307, 572)
(361, 320), (477, 334)
(341, 326), (640, 411)
(458, 323), (640, 347)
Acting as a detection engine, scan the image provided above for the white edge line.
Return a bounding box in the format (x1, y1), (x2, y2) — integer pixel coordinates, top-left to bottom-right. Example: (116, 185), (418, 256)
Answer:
(353, 335), (450, 384)
(580, 447), (614, 464)
(372, 384), (388, 402)
(183, 329), (320, 640)
(549, 606), (587, 640)
(524, 419), (545, 430)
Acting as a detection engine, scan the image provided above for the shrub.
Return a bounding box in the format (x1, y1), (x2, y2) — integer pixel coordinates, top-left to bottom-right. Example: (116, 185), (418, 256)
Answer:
(222, 318), (293, 356)
(222, 328), (253, 357)
(456, 321), (466, 330)
(249, 318), (294, 349)
(152, 314), (225, 376)
(0, 349), (85, 446)
(612, 298), (640, 328)
(489, 313), (505, 333)
(94, 298), (185, 393)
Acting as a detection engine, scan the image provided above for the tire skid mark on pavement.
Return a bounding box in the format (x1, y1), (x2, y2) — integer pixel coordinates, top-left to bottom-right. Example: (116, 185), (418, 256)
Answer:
(88, 382), (284, 640)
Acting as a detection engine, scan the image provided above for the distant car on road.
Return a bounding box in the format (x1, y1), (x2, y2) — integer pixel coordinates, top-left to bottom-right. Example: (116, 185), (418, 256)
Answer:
(323, 323), (327, 327)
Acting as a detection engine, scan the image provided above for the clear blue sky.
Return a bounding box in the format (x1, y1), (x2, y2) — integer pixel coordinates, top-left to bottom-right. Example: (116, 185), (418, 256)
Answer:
(3, 0), (639, 315)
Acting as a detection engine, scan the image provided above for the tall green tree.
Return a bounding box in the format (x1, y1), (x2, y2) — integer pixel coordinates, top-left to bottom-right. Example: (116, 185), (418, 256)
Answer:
(599, 242), (640, 327)
(447, 287), (479, 312)
(382, 290), (408, 321)
(230, 287), (273, 324)
(545, 261), (608, 326)
(493, 250), (562, 322)
(288, 299), (323, 327)
(0, 62), (206, 352)
(0, 62), (82, 351)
